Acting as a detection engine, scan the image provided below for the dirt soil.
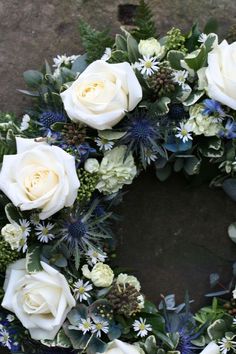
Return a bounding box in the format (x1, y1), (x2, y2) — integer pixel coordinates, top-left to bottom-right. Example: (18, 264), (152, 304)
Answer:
(1, 3), (236, 351)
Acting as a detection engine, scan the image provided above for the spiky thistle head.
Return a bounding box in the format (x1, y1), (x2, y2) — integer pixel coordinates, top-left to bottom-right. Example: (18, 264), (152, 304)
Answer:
(39, 111), (66, 129)
(119, 110), (164, 168)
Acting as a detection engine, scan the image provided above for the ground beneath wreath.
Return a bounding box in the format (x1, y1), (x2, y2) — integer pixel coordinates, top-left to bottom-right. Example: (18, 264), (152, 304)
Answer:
(1, 2), (236, 352)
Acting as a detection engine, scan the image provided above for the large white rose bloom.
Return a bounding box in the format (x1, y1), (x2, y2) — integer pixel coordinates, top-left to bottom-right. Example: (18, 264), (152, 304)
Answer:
(61, 60), (142, 130)
(205, 40), (236, 110)
(98, 339), (142, 354)
(0, 138), (80, 219)
(2, 259), (75, 340)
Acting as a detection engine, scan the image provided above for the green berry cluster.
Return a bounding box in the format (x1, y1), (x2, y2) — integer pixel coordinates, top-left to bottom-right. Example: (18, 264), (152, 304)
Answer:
(165, 27), (187, 53)
(0, 239), (19, 270)
(77, 169), (99, 203)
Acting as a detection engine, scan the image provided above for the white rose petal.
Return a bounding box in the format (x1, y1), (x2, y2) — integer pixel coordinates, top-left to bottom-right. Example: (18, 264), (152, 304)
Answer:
(61, 60), (142, 130)
(100, 339), (142, 354)
(138, 38), (164, 58)
(205, 40), (236, 109)
(200, 342), (220, 354)
(2, 259), (75, 340)
(0, 138), (80, 219)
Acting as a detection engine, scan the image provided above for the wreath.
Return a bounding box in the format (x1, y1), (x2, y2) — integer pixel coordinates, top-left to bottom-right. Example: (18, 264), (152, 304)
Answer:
(0, 1), (236, 353)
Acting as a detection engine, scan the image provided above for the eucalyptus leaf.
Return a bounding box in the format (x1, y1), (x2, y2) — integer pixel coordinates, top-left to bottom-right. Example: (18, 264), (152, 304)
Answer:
(156, 164), (172, 181)
(98, 130), (126, 140)
(71, 53), (88, 74)
(127, 34), (139, 62)
(23, 70), (44, 87)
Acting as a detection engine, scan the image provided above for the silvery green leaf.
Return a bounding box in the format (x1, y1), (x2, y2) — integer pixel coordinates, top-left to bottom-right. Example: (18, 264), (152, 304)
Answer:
(127, 34), (139, 62)
(184, 47), (207, 71)
(167, 50), (185, 70)
(183, 90), (204, 106)
(23, 70), (44, 87)
(204, 33), (218, 52)
(71, 53), (88, 74)
(98, 130), (126, 140)
(177, 84), (192, 102)
(156, 164), (172, 181)
(223, 178), (236, 202)
(26, 245), (43, 273)
(207, 319), (227, 340)
(115, 34), (127, 51)
(5, 203), (21, 224)
(191, 335), (206, 347)
(184, 156), (201, 175)
(41, 329), (71, 348)
(228, 222), (236, 243)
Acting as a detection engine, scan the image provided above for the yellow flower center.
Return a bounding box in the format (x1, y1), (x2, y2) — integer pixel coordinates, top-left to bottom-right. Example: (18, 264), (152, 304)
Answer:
(96, 323), (103, 330)
(144, 61), (152, 68)
(139, 323), (146, 330)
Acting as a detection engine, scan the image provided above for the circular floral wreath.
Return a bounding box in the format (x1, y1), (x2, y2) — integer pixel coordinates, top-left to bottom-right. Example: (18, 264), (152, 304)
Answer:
(1, 2), (236, 354)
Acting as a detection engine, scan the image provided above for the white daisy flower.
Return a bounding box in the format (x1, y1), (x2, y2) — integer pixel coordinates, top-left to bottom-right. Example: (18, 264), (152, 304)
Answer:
(19, 219), (31, 238)
(101, 47), (112, 61)
(35, 222), (55, 243)
(78, 318), (93, 334)
(73, 279), (93, 302)
(144, 150), (157, 165)
(133, 318), (152, 337)
(6, 315), (15, 322)
(95, 137), (114, 151)
(175, 122), (193, 143)
(172, 70), (188, 87)
(53, 54), (79, 68)
(198, 33), (208, 43)
(86, 249), (107, 265)
(0, 328), (11, 349)
(92, 319), (109, 338)
(137, 56), (159, 76)
(218, 337), (236, 354)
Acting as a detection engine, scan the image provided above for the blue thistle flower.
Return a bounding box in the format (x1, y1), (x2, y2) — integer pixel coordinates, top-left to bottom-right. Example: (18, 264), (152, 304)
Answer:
(119, 110), (165, 168)
(58, 200), (112, 255)
(168, 103), (186, 121)
(219, 118), (236, 139)
(39, 111), (66, 129)
(202, 99), (225, 117)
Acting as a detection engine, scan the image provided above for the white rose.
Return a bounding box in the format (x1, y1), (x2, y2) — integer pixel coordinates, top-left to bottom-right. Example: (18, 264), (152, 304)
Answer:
(84, 158), (100, 173)
(200, 342), (220, 354)
(1, 224), (23, 250)
(82, 262), (114, 287)
(2, 259), (75, 340)
(100, 339), (142, 354)
(61, 60), (142, 130)
(205, 40), (236, 109)
(0, 138), (80, 220)
(138, 38), (164, 58)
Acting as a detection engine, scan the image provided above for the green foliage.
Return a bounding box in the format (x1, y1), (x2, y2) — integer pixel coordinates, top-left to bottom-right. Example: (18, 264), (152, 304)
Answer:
(0, 238), (20, 270)
(132, 0), (157, 41)
(26, 244), (43, 273)
(77, 169), (99, 203)
(79, 20), (114, 64)
(165, 28), (187, 54)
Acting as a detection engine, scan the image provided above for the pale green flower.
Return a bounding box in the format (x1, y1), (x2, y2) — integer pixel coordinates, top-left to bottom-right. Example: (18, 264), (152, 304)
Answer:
(96, 146), (137, 194)
(187, 104), (221, 137)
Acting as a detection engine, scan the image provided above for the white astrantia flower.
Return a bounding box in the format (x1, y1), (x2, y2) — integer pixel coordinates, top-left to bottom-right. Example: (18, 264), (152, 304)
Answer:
(101, 47), (112, 61)
(61, 60), (142, 130)
(187, 104), (222, 137)
(96, 146), (137, 195)
(0, 328), (11, 349)
(0, 138), (80, 220)
(92, 319), (109, 337)
(35, 222), (55, 243)
(138, 38), (165, 58)
(73, 279), (93, 302)
(133, 318), (152, 337)
(53, 54), (79, 68)
(116, 273), (141, 291)
(82, 263), (114, 287)
(218, 337), (236, 354)
(86, 249), (107, 265)
(78, 318), (93, 334)
(198, 33), (208, 43)
(172, 70), (188, 87)
(137, 55), (159, 76)
(20, 114), (30, 131)
(95, 137), (114, 151)
(175, 122), (193, 143)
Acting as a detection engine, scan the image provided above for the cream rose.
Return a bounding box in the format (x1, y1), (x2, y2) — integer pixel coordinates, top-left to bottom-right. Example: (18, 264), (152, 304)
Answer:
(60, 60), (142, 130)
(138, 38), (164, 58)
(82, 262), (114, 287)
(2, 259), (75, 340)
(0, 138), (80, 219)
(100, 339), (142, 354)
(205, 40), (236, 110)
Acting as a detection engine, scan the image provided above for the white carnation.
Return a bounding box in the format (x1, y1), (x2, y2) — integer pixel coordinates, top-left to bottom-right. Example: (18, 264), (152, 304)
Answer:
(1, 224), (24, 250)
(96, 146), (137, 194)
